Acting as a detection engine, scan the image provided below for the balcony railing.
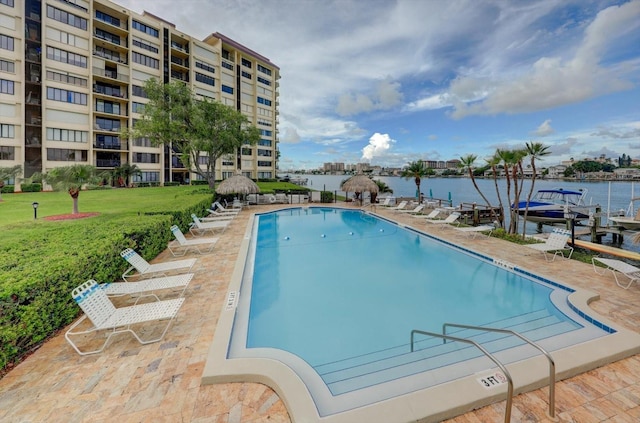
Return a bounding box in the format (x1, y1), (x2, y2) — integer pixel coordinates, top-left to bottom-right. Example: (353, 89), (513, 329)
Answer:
(96, 159), (121, 167)
(92, 67), (130, 83)
(94, 142), (126, 150)
(93, 85), (128, 99)
(94, 31), (121, 46)
(93, 50), (127, 64)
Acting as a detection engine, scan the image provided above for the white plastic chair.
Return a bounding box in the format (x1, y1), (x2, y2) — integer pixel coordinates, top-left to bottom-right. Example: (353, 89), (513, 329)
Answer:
(190, 214), (229, 236)
(120, 248), (196, 281)
(525, 229), (573, 261)
(169, 225), (218, 256)
(65, 280), (184, 355)
(592, 257), (640, 289)
(101, 273), (194, 298)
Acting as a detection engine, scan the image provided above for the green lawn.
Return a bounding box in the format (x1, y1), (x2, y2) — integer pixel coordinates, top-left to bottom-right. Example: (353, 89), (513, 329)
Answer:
(0, 186), (210, 227)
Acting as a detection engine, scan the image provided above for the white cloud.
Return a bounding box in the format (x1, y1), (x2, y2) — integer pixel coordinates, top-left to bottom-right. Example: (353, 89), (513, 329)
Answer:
(533, 119), (555, 137)
(337, 78), (403, 116)
(362, 133), (395, 161)
(447, 1), (640, 119)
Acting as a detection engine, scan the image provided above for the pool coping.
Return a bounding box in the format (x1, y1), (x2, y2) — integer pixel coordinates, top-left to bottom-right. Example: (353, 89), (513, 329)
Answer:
(202, 206), (640, 423)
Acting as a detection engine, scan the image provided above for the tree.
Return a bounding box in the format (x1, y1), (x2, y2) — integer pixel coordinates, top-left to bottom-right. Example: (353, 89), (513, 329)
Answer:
(486, 154), (505, 228)
(401, 161), (430, 200)
(521, 142), (550, 237)
(373, 179), (393, 204)
(0, 165), (22, 201)
(115, 163), (142, 187)
(127, 79), (260, 191)
(459, 154), (494, 214)
(43, 165), (97, 214)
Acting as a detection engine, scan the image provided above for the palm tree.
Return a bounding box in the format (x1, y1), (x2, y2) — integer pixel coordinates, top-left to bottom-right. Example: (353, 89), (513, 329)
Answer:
(373, 179), (393, 204)
(459, 154), (493, 211)
(115, 163), (142, 187)
(521, 142), (550, 236)
(43, 165), (97, 214)
(486, 154), (505, 228)
(401, 161), (429, 200)
(0, 165), (22, 201)
(510, 148), (528, 234)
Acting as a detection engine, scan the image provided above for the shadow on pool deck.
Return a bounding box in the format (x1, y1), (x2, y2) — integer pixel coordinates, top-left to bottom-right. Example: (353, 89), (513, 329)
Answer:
(1, 203), (639, 422)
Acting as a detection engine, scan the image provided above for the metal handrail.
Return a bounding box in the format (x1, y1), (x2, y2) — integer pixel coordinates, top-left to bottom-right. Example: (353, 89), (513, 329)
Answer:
(410, 329), (514, 423)
(442, 323), (556, 419)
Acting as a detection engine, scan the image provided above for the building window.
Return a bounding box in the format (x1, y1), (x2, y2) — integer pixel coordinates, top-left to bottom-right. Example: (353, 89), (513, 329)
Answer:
(95, 10), (120, 28)
(95, 117), (120, 131)
(241, 58), (252, 68)
(257, 76), (271, 86)
(0, 0), (15, 7)
(132, 137), (152, 147)
(0, 124), (15, 138)
(0, 79), (14, 94)
(132, 37), (159, 54)
(96, 99), (121, 115)
(132, 51), (159, 69)
(132, 20), (159, 37)
(132, 152), (159, 163)
(0, 146), (15, 160)
(46, 70), (87, 87)
(94, 45), (121, 62)
(241, 71), (252, 79)
(95, 28), (120, 45)
(47, 5), (88, 30)
(132, 85), (148, 98)
(46, 127), (88, 142)
(260, 129), (272, 137)
(258, 139), (272, 147)
(0, 34), (14, 51)
(47, 87), (87, 105)
(195, 61), (215, 73)
(221, 85), (233, 94)
(258, 171), (272, 179)
(55, 0), (87, 12)
(257, 161), (272, 167)
(257, 97), (272, 106)
(47, 46), (88, 68)
(221, 61), (233, 71)
(0, 59), (14, 73)
(133, 171), (159, 182)
(131, 102), (145, 113)
(257, 149), (272, 157)
(47, 148), (88, 161)
(257, 64), (272, 76)
(195, 73), (215, 86)
(95, 134), (120, 148)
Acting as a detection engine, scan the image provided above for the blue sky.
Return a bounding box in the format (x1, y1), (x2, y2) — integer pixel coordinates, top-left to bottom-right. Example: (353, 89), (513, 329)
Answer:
(117, 0), (640, 170)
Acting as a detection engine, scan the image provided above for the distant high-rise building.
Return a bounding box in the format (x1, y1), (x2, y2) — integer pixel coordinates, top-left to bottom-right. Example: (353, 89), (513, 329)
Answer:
(0, 0), (279, 189)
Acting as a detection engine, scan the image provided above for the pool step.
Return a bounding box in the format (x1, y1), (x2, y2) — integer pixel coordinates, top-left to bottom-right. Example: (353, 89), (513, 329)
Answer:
(319, 309), (578, 395)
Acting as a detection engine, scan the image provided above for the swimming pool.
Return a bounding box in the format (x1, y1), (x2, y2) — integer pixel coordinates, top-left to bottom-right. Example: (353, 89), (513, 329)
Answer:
(204, 207), (640, 422)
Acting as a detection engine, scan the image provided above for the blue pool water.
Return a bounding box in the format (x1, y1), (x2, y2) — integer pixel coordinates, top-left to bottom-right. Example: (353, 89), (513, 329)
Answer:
(229, 207), (611, 414)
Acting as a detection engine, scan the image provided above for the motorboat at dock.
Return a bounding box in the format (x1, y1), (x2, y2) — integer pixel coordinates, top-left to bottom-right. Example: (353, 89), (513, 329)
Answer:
(513, 188), (592, 223)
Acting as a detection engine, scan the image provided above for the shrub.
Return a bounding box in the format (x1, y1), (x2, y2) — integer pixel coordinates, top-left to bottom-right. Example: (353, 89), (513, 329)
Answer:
(321, 191), (334, 203)
(20, 183), (42, 192)
(1, 185), (14, 194)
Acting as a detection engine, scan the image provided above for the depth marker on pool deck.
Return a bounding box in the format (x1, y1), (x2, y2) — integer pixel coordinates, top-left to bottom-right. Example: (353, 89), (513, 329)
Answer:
(226, 291), (238, 310)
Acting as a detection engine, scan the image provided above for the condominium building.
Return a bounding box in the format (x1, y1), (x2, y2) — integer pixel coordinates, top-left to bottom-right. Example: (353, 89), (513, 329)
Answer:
(0, 0), (280, 189)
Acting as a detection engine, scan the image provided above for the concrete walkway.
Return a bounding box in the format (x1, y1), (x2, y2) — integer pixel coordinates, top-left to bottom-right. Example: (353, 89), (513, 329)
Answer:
(1, 204), (639, 422)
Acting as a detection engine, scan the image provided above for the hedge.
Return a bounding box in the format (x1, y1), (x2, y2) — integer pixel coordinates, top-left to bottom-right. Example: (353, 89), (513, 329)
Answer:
(0, 194), (212, 371)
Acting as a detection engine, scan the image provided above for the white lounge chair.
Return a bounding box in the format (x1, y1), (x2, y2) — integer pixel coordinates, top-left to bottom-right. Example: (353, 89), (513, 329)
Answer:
(190, 214), (230, 236)
(525, 229), (573, 262)
(100, 273), (194, 298)
(412, 209), (441, 219)
(397, 204), (425, 214)
(425, 212), (460, 227)
(453, 224), (495, 239)
(120, 248), (196, 281)
(205, 209), (236, 220)
(169, 225), (218, 256)
(378, 197), (393, 207)
(389, 200), (408, 211)
(65, 280), (184, 355)
(592, 257), (640, 289)
(212, 201), (240, 214)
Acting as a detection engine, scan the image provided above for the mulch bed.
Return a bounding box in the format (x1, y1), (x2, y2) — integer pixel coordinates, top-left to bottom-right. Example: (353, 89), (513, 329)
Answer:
(43, 212), (100, 221)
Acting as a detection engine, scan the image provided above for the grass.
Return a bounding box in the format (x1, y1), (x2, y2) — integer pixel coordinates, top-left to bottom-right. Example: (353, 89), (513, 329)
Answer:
(0, 186), (210, 227)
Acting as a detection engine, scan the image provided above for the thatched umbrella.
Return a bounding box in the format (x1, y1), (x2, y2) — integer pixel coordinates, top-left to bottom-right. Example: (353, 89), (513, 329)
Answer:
(216, 174), (260, 195)
(341, 174), (379, 204)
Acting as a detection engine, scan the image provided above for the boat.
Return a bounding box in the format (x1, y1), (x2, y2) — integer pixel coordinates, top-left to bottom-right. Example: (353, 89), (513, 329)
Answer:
(607, 197), (640, 230)
(513, 188), (591, 223)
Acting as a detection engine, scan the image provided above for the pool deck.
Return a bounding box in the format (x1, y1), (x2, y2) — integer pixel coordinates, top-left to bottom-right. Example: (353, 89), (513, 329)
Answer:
(1, 203), (640, 422)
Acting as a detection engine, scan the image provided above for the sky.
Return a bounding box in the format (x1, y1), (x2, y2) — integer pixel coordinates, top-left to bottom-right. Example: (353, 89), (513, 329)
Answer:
(116, 0), (640, 171)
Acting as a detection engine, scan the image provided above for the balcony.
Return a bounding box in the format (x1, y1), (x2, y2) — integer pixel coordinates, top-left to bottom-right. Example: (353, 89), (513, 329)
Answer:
(92, 67), (130, 83)
(93, 85), (128, 99)
(96, 159), (121, 168)
(94, 142), (125, 150)
(93, 50), (127, 65)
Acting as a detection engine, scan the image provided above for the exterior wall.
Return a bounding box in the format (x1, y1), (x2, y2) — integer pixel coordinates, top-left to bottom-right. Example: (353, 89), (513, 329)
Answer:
(0, 0), (279, 190)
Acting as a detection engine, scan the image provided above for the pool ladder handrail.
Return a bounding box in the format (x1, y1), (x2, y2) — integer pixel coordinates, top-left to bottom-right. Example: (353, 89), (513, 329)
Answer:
(410, 325), (557, 422)
(410, 329), (514, 423)
(441, 323), (555, 420)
